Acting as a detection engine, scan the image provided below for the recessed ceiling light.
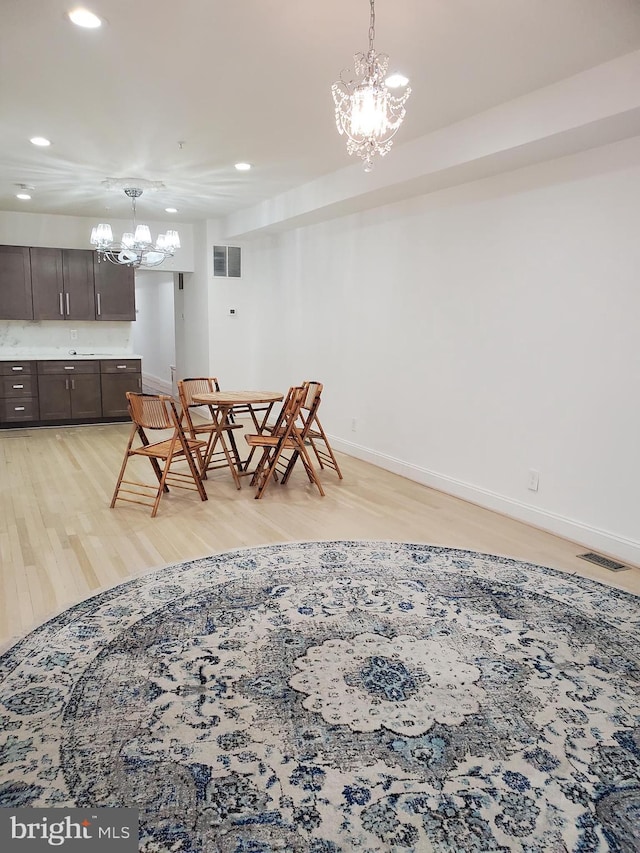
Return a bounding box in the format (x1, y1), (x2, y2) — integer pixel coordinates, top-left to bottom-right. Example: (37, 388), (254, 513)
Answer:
(165, 207), (178, 213)
(30, 136), (51, 147)
(68, 8), (102, 28)
(235, 162), (252, 171)
(385, 72), (409, 89)
(16, 193), (31, 200)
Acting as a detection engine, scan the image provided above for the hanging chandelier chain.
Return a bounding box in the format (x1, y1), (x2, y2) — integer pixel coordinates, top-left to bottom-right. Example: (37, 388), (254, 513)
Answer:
(368, 0), (376, 53)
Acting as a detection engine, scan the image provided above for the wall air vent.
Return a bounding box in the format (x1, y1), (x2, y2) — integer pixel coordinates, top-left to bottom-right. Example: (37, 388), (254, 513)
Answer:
(577, 552), (628, 572)
(213, 245), (241, 278)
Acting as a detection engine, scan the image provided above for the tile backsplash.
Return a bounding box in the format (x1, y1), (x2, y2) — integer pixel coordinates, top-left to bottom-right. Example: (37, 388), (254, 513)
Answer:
(0, 320), (133, 357)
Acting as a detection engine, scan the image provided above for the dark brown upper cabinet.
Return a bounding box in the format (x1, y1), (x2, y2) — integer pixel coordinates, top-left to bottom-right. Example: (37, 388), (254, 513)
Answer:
(93, 259), (136, 321)
(0, 244), (136, 323)
(31, 248), (96, 321)
(0, 245), (33, 320)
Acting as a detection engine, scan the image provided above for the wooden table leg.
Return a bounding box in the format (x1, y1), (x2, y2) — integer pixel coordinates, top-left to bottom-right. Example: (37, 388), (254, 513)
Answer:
(202, 404), (242, 490)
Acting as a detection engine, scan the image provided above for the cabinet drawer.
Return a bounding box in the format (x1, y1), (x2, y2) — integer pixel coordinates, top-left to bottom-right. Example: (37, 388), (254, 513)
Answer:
(1, 398), (38, 422)
(1, 376), (36, 398)
(38, 360), (99, 375)
(100, 359), (141, 374)
(0, 361), (35, 376)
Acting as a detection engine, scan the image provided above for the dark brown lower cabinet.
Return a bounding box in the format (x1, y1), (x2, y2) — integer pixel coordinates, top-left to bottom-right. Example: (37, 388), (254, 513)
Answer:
(0, 358), (142, 426)
(100, 360), (142, 417)
(37, 361), (102, 421)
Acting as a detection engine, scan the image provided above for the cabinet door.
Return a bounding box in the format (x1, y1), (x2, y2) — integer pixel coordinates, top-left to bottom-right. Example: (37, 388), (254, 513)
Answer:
(38, 375), (71, 420)
(0, 245), (33, 320)
(94, 260), (136, 321)
(63, 250), (96, 320)
(70, 374), (102, 419)
(101, 372), (141, 417)
(31, 248), (65, 320)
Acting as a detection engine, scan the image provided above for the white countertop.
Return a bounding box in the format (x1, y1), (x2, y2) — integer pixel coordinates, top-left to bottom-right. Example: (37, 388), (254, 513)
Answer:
(0, 353), (142, 361)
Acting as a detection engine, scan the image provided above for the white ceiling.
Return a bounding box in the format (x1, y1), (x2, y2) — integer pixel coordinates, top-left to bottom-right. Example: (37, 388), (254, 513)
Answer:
(2, 0), (640, 224)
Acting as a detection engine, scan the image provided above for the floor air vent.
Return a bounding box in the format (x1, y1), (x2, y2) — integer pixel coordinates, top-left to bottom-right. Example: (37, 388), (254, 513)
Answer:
(577, 552), (628, 572)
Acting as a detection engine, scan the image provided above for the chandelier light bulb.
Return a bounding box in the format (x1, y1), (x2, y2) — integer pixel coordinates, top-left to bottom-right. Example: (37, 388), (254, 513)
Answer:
(350, 85), (389, 137)
(165, 230), (181, 250)
(332, 0), (411, 170)
(94, 223), (113, 244)
(134, 224), (151, 244)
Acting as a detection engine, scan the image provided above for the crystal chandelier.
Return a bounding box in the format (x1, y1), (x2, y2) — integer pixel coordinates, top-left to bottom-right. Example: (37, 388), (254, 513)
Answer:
(332, 0), (411, 171)
(90, 187), (180, 268)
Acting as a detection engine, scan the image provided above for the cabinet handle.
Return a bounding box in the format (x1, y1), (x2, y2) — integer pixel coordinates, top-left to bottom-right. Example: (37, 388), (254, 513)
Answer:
(97, 292), (101, 316)
(12, 384), (24, 389)
(138, 377), (142, 390)
(64, 366), (75, 370)
(59, 292), (64, 316)
(65, 379), (69, 391)
(11, 366), (23, 371)
(66, 292), (70, 315)
(71, 378), (75, 390)
(14, 406), (25, 412)
(117, 364), (127, 369)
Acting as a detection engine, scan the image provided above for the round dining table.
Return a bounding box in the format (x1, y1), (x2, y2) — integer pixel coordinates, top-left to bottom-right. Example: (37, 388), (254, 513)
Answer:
(191, 390), (284, 481)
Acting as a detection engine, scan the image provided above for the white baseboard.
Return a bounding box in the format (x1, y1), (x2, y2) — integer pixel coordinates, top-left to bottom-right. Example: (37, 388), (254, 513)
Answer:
(330, 436), (640, 567)
(142, 373), (173, 395)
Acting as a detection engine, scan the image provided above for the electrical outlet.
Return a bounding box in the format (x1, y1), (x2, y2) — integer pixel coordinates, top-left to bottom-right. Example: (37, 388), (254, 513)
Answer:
(351, 418), (357, 432)
(527, 469), (540, 491)
(70, 329), (78, 340)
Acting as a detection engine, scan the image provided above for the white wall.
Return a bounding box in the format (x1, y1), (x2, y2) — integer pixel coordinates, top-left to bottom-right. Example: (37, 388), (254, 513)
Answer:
(204, 224), (279, 389)
(222, 137), (640, 564)
(175, 221), (211, 381)
(132, 270), (176, 393)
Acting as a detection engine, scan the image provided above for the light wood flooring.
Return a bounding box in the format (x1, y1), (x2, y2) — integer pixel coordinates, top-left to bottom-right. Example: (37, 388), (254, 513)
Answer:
(1, 420), (638, 652)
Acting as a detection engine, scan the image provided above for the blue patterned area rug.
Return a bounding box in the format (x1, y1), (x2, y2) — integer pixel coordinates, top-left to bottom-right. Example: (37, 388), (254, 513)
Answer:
(1, 541), (639, 852)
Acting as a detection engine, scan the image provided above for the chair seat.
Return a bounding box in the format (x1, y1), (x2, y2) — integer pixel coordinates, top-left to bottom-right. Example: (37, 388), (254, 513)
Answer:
(245, 433), (297, 448)
(132, 437), (206, 459)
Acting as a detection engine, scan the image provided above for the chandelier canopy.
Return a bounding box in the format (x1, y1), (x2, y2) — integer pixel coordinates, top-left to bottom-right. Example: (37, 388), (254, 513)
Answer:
(332, 0), (411, 172)
(90, 187), (180, 269)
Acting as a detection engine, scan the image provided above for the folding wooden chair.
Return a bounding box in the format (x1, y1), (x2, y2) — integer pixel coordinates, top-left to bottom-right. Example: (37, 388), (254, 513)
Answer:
(272, 381), (343, 484)
(110, 392), (208, 517)
(298, 380), (343, 480)
(244, 385), (325, 499)
(177, 377), (244, 487)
